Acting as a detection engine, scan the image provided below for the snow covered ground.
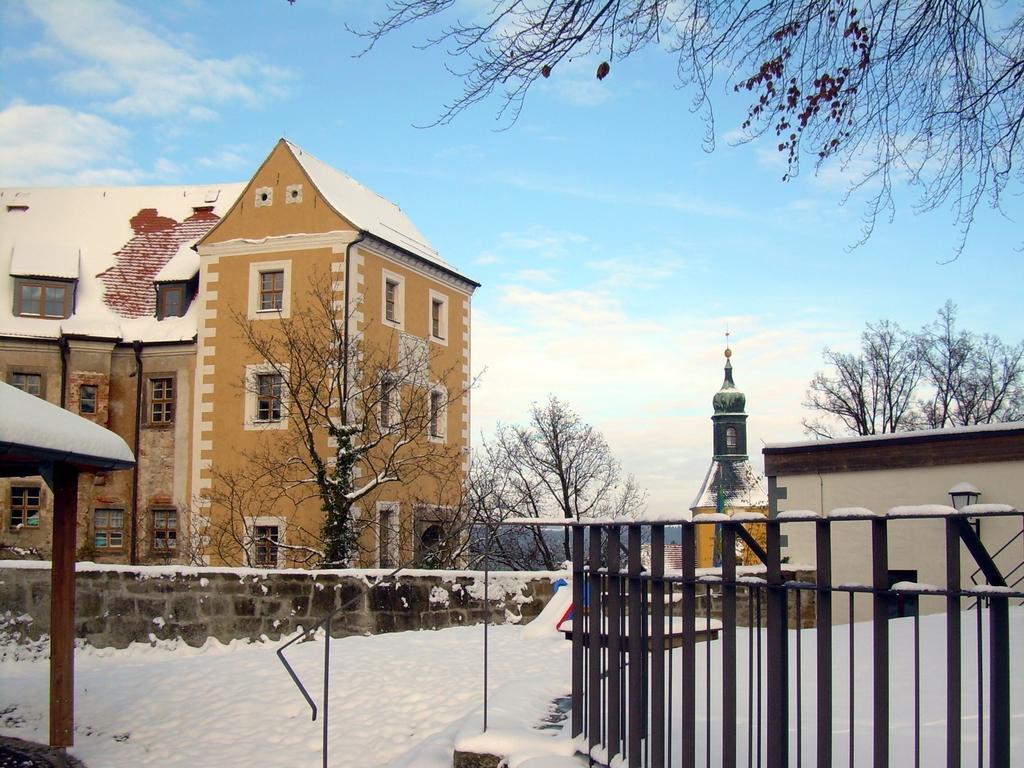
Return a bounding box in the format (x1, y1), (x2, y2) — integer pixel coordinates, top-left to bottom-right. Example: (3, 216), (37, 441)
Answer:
(0, 625), (572, 768)
(1, 606), (1021, 767)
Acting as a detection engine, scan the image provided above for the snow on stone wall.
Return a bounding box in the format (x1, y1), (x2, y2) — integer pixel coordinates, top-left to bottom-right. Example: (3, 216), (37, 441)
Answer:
(0, 563), (561, 649)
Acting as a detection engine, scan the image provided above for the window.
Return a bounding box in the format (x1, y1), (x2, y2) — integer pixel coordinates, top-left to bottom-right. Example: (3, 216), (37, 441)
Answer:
(428, 290), (448, 343)
(79, 384), (98, 415)
(726, 426), (738, 450)
(149, 377), (175, 424)
(378, 504), (399, 568)
(248, 260), (291, 319)
(253, 525), (279, 566)
(256, 373), (283, 422)
(9, 487), (40, 529)
(381, 270), (405, 327)
(14, 278), (73, 319)
(156, 283), (187, 319)
(94, 509), (124, 549)
(11, 372), (42, 397)
(385, 280), (398, 322)
(152, 508), (177, 551)
(259, 270), (284, 312)
(429, 389), (445, 440)
(380, 373), (396, 429)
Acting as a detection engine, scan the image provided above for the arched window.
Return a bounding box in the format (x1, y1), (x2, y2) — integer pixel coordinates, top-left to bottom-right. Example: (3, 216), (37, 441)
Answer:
(726, 426), (738, 450)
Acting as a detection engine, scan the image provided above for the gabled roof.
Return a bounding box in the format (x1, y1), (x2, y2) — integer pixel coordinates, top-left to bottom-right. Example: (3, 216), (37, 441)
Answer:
(0, 184), (242, 342)
(690, 458), (769, 511)
(282, 140), (448, 268)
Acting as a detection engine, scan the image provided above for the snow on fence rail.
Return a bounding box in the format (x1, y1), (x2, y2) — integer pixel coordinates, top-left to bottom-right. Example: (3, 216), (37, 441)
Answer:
(0, 562), (562, 649)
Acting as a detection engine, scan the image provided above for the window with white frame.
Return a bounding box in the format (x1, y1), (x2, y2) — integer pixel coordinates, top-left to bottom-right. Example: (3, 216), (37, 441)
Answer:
(428, 387), (446, 442)
(152, 508), (177, 552)
(94, 508), (124, 550)
(9, 486), (41, 529)
(428, 290), (448, 344)
(381, 270), (405, 327)
(379, 372), (397, 430)
(377, 503), (400, 568)
(247, 260), (292, 319)
(246, 516), (286, 567)
(244, 364), (289, 430)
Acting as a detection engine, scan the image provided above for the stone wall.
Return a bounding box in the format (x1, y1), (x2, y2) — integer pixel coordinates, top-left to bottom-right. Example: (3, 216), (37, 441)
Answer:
(0, 563), (561, 649)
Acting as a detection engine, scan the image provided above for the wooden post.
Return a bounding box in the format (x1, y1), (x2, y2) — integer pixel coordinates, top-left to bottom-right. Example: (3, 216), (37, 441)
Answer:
(50, 463), (78, 747)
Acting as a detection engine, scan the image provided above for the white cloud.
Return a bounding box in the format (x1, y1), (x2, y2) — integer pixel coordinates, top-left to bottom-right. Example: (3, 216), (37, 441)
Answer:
(509, 268), (557, 284)
(0, 104), (138, 185)
(26, 0), (292, 119)
(471, 284), (843, 518)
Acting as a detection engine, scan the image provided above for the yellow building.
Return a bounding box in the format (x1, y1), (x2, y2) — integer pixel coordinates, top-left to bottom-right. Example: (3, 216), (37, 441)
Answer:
(690, 347), (768, 567)
(0, 139), (478, 569)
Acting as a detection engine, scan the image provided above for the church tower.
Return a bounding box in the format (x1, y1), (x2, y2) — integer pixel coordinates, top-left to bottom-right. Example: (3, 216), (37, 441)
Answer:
(690, 344), (768, 566)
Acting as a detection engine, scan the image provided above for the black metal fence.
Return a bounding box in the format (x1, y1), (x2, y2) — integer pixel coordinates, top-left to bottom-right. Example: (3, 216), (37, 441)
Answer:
(557, 509), (1023, 768)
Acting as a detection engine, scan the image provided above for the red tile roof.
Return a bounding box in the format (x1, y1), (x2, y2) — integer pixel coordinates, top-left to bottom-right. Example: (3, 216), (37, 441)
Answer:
(99, 208), (220, 318)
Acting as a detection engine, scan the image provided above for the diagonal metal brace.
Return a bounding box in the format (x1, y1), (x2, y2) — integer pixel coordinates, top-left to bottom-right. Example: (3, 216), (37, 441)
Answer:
(733, 521), (768, 565)
(956, 518), (1007, 587)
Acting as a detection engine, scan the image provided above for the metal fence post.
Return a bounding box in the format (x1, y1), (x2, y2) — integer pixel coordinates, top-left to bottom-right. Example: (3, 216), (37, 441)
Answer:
(608, 525), (623, 761)
(989, 596), (1010, 768)
(871, 518), (890, 768)
(721, 522), (738, 768)
(650, 525), (666, 768)
(589, 526), (604, 754)
(945, 518), (961, 767)
(680, 522), (697, 768)
(815, 519), (833, 768)
(572, 526), (585, 740)
(627, 525), (643, 766)
(766, 519), (789, 768)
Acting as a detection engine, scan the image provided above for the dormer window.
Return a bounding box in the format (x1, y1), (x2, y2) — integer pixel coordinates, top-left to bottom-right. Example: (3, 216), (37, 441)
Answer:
(156, 282), (188, 319)
(14, 277), (73, 319)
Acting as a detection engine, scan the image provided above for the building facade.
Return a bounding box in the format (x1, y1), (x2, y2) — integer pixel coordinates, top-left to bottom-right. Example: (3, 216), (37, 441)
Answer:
(689, 346), (768, 567)
(0, 140), (477, 569)
(763, 423), (1024, 622)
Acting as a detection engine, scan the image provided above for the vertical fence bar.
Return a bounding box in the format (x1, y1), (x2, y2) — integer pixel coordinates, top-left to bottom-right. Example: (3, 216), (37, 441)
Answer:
(572, 526), (585, 740)
(765, 519), (789, 768)
(989, 596), (1010, 768)
(814, 519), (833, 768)
(721, 524), (738, 768)
(589, 526), (604, 756)
(322, 615), (331, 768)
(871, 518), (890, 768)
(627, 525), (644, 767)
(848, 592), (855, 768)
(651, 525), (666, 768)
(977, 606), (984, 767)
(945, 519), (961, 768)
(680, 523), (697, 768)
(608, 526), (623, 762)
(914, 609), (920, 768)
(747, 587), (755, 768)
(706, 586), (712, 768)
(795, 588), (803, 768)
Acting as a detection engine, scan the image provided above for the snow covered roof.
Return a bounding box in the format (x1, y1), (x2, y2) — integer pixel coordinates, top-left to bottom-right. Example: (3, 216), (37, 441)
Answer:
(690, 458), (769, 511)
(0, 382), (135, 472)
(284, 140), (451, 269)
(0, 184), (243, 343)
(153, 240), (200, 283)
(765, 420), (1024, 452)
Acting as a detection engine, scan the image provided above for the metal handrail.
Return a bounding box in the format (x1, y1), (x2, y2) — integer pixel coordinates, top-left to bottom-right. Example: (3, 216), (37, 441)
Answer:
(276, 564), (406, 768)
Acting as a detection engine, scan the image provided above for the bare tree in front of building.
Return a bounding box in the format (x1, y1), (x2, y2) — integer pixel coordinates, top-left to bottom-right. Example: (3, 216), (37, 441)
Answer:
(204, 272), (470, 568)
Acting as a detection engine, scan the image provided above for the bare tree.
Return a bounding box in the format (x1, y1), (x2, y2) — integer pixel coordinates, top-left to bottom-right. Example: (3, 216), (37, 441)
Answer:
(919, 301), (1024, 427)
(201, 271), (471, 568)
(470, 396), (646, 566)
(804, 320), (921, 437)
(341, 0), (1024, 253)
(805, 303), (1022, 437)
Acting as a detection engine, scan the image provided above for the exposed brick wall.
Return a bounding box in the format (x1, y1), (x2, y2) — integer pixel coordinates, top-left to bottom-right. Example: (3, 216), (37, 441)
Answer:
(0, 565), (560, 649)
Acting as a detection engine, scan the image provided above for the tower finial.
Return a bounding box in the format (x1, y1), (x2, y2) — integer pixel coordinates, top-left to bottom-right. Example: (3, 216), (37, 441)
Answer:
(724, 327), (732, 359)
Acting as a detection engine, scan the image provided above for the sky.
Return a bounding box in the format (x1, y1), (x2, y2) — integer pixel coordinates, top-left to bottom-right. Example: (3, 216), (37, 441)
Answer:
(1, 0), (1022, 518)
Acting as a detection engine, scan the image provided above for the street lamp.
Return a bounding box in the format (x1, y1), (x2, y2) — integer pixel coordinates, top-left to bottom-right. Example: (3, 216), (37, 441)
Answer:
(949, 481), (982, 536)
(948, 481), (981, 511)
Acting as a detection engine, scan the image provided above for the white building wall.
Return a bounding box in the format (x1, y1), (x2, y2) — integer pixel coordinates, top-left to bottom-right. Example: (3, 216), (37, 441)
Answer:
(777, 460), (1024, 623)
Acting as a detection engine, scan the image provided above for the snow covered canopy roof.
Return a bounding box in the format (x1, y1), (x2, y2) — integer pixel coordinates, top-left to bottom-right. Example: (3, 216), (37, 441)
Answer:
(0, 184), (243, 343)
(284, 140), (457, 272)
(690, 458), (769, 511)
(0, 382), (135, 473)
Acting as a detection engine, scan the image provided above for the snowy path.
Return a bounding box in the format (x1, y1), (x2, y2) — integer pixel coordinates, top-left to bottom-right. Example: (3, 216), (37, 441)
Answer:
(0, 625), (570, 768)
